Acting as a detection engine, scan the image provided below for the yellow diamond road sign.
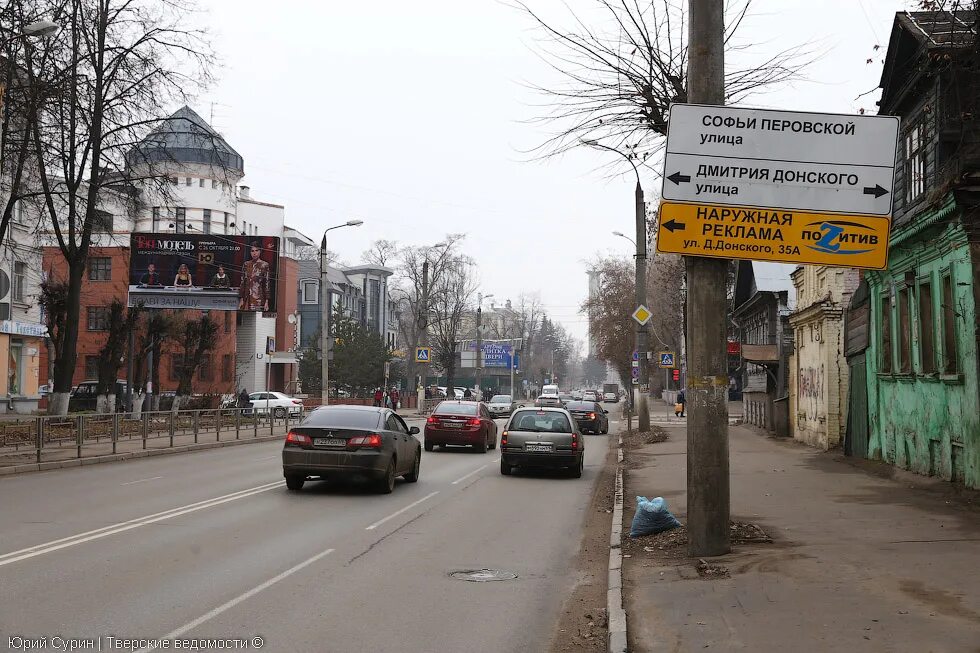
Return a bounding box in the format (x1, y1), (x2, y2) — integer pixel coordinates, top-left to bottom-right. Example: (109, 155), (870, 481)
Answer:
(632, 305), (652, 326)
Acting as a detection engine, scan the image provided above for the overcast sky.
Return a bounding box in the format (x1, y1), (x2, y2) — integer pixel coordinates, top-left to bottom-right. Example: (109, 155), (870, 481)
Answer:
(195, 0), (913, 346)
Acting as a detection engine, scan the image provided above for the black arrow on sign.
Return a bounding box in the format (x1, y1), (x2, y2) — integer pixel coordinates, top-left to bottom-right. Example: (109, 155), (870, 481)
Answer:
(662, 219), (686, 232)
(863, 184), (889, 198)
(667, 171), (691, 185)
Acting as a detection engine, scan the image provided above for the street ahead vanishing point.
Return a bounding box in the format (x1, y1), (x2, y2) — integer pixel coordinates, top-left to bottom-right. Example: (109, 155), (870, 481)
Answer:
(657, 104), (900, 269)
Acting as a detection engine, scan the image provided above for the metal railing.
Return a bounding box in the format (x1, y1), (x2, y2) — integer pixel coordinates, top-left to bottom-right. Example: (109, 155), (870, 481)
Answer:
(0, 407), (304, 467)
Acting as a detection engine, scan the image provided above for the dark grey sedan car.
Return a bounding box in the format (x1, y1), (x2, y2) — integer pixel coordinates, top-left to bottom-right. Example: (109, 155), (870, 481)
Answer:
(282, 405), (421, 494)
(500, 407), (584, 478)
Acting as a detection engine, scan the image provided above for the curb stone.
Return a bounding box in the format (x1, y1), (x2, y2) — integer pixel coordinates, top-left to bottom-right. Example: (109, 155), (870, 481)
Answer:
(607, 433), (628, 653)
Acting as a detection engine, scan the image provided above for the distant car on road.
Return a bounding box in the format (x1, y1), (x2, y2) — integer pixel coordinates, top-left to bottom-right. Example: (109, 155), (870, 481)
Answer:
(282, 405), (421, 493)
(564, 400), (610, 434)
(603, 391), (619, 403)
(559, 393), (574, 405)
(582, 390), (599, 402)
(571, 389), (583, 400)
(249, 391), (304, 418)
(424, 400), (497, 452)
(487, 394), (518, 417)
(534, 395), (563, 408)
(500, 407), (584, 477)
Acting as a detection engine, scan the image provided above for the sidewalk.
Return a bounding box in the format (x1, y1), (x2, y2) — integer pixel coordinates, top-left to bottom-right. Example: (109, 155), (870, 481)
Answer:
(621, 422), (980, 652)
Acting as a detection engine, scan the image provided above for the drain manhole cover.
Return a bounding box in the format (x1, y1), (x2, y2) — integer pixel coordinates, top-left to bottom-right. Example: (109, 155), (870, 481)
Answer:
(449, 568), (518, 582)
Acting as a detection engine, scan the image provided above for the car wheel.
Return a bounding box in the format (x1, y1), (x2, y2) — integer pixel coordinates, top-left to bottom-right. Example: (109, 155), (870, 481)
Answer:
(377, 458), (396, 494)
(274, 407), (287, 419)
(403, 449), (421, 483)
(500, 459), (513, 476)
(475, 435), (488, 454)
(570, 456), (584, 478)
(424, 441), (434, 452)
(603, 422), (609, 434)
(285, 475), (305, 491)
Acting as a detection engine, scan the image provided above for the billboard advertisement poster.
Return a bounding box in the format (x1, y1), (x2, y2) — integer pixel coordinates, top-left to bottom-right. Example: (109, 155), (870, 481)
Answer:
(128, 233), (280, 311)
(462, 340), (516, 368)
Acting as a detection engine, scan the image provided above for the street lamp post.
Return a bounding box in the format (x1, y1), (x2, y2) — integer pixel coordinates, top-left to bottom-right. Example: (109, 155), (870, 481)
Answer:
(417, 242), (448, 414)
(475, 292), (494, 400)
(320, 219), (363, 406)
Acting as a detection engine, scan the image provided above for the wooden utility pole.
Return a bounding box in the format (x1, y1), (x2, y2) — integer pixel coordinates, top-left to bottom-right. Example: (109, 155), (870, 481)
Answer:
(686, 0), (731, 556)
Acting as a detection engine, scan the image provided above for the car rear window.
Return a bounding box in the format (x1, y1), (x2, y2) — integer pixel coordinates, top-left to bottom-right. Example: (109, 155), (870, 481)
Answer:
(434, 402), (478, 415)
(302, 408), (380, 429)
(511, 411), (572, 433)
(565, 401), (595, 410)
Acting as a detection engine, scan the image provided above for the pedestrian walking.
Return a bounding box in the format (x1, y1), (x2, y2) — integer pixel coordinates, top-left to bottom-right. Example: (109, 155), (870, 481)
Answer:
(238, 388), (251, 415)
(391, 388), (400, 410)
(463, 387), (472, 399)
(675, 389), (686, 417)
(374, 387), (383, 407)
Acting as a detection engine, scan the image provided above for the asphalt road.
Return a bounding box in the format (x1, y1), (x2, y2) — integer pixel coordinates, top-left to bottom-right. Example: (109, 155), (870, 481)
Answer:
(1, 411), (619, 653)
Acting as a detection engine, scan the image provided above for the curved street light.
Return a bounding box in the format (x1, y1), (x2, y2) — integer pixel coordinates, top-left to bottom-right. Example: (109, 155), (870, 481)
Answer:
(320, 219), (364, 405)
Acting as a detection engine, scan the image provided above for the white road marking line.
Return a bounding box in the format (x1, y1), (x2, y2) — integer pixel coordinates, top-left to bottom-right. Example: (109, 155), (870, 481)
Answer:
(0, 481), (283, 567)
(136, 548), (336, 652)
(450, 460), (498, 485)
(120, 476), (163, 486)
(365, 491), (439, 530)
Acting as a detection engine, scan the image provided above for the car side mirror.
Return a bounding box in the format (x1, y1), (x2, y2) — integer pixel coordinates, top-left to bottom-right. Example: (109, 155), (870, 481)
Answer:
(604, 409), (609, 414)
(409, 426), (420, 434)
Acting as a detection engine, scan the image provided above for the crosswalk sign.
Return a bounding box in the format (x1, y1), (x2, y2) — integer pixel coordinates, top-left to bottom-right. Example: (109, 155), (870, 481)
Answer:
(415, 347), (431, 363)
(659, 351), (675, 368)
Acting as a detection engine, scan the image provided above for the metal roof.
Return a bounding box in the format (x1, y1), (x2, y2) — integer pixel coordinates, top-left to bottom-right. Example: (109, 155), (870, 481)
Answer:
(126, 106), (244, 173)
(898, 10), (977, 48)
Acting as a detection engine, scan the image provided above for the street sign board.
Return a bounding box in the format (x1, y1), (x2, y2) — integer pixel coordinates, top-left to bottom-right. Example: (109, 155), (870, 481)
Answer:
(662, 104), (899, 216)
(632, 305), (652, 325)
(631, 366), (640, 379)
(659, 352), (676, 368)
(632, 351), (639, 361)
(655, 201), (891, 269)
(631, 360), (639, 368)
(415, 347), (431, 363)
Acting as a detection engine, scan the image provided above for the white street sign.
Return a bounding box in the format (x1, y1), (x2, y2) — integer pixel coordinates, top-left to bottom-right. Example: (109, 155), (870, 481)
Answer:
(662, 104), (899, 216)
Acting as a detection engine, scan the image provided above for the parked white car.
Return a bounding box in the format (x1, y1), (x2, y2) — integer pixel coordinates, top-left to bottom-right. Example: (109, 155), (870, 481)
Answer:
(248, 391), (304, 417)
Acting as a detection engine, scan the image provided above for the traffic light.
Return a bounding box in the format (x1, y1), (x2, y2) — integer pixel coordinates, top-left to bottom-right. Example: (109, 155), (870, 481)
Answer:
(672, 369), (680, 382)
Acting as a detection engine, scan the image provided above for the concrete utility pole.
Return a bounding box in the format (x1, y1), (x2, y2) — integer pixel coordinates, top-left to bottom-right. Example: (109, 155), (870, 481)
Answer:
(634, 180), (650, 432)
(475, 292), (494, 399)
(686, 0), (731, 556)
(418, 259), (430, 413)
(320, 220), (364, 406)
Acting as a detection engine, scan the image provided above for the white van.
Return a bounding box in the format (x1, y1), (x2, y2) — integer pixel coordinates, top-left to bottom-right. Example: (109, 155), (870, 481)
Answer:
(541, 384), (560, 397)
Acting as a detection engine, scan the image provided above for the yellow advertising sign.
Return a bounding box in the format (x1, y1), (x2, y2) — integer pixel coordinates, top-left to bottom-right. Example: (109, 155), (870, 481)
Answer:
(655, 201), (890, 269)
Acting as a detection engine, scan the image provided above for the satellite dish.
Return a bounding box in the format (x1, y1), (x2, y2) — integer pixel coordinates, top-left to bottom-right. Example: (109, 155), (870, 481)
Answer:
(287, 313), (297, 324)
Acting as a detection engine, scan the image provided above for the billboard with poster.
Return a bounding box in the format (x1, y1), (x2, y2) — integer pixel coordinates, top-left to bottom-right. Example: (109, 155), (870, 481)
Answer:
(127, 233), (280, 311)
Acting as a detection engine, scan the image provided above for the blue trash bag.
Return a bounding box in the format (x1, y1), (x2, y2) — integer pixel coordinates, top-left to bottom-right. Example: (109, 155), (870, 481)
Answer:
(629, 496), (682, 537)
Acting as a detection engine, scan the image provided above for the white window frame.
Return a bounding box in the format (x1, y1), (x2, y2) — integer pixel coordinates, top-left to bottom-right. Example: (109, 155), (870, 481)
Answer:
(301, 280), (319, 304)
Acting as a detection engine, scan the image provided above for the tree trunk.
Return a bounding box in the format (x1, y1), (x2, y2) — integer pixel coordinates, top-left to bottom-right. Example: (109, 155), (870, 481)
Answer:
(96, 393), (110, 413)
(131, 393), (144, 418)
(445, 363), (456, 402)
(173, 394), (190, 413)
(50, 264), (85, 416)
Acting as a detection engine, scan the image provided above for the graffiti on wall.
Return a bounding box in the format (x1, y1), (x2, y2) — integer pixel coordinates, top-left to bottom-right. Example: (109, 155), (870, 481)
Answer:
(798, 364), (825, 426)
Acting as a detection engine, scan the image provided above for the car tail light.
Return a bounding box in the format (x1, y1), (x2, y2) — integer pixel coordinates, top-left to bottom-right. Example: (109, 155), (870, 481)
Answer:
(285, 431), (311, 447)
(426, 416), (438, 424)
(348, 433), (382, 448)
(467, 418), (481, 427)
(571, 432), (579, 450)
(588, 412), (596, 420)
(501, 431), (508, 446)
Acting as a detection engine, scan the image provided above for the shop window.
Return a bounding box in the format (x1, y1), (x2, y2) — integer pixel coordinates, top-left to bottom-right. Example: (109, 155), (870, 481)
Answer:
(918, 281), (935, 373)
(222, 354), (233, 382)
(88, 257), (111, 281)
(879, 296), (892, 373)
(199, 354), (213, 381)
(899, 286), (911, 373)
(87, 306), (110, 331)
(942, 273), (958, 374)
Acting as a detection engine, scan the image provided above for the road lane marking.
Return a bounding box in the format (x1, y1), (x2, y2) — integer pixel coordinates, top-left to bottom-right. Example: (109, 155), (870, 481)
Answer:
(136, 548), (336, 652)
(120, 476), (163, 486)
(0, 481), (282, 567)
(450, 458), (500, 485)
(365, 491), (439, 530)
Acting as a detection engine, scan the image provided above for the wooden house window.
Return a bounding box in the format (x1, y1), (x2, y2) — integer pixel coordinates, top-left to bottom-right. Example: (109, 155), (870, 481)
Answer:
(904, 114), (930, 205)
(918, 281), (935, 373)
(942, 273), (958, 374)
(879, 296), (892, 374)
(899, 286), (911, 373)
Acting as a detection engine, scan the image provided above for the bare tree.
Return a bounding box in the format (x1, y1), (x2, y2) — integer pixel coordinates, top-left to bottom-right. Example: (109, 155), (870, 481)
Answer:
(361, 239), (398, 267)
(429, 254), (477, 397)
(172, 313), (217, 411)
(582, 256), (637, 391)
(25, 0), (216, 414)
(646, 251), (685, 394)
(94, 299), (140, 413)
(515, 0), (810, 169)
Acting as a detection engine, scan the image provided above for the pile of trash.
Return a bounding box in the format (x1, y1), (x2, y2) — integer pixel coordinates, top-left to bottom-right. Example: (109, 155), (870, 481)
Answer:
(629, 496), (682, 537)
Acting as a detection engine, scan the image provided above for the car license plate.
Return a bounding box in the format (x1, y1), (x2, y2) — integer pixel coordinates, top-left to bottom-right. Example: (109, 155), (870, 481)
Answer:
(526, 443), (553, 453)
(314, 438), (346, 447)
(443, 422), (463, 429)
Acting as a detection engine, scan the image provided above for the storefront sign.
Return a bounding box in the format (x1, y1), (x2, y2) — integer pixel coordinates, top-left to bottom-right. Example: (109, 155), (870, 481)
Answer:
(0, 320), (47, 337)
